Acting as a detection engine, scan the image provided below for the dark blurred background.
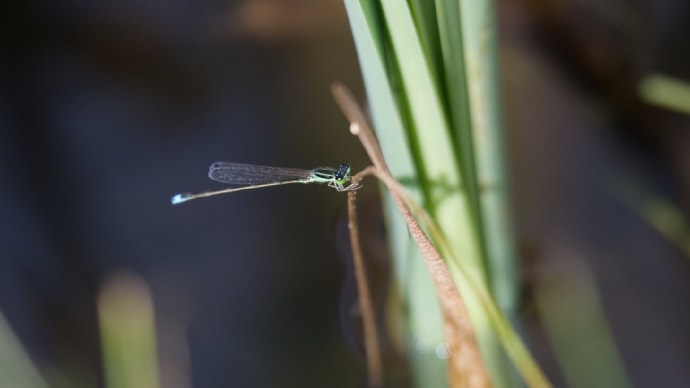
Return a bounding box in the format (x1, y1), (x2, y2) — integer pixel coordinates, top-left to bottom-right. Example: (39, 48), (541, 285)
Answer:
(1, 0), (689, 387)
(1, 0), (369, 386)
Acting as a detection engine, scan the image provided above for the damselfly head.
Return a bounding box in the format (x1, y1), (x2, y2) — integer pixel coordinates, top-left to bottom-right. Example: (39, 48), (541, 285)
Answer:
(335, 163), (351, 181)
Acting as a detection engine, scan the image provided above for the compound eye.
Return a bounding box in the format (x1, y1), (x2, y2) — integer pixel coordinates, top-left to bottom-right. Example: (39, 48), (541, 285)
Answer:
(335, 163), (350, 180)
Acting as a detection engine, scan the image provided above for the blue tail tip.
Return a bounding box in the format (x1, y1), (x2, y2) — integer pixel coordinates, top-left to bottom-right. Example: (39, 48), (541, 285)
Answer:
(171, 194), (188, 205)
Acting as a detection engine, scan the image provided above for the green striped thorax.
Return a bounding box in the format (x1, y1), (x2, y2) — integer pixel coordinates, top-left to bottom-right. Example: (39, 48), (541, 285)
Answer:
(311, 163), (352, 191)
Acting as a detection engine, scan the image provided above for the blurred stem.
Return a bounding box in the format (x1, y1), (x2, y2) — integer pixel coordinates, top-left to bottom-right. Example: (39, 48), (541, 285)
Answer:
(616, 178), (690, 259)
(639, 74), (690, 115)
(0, 312), (48, 388)
(535, 252), (631, 388)
(98, 272), (159, 388)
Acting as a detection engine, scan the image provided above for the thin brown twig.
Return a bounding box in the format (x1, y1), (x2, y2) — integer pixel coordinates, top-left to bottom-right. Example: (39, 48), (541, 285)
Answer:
(333, 83), (491, 387)
(346, 187), (383, 387)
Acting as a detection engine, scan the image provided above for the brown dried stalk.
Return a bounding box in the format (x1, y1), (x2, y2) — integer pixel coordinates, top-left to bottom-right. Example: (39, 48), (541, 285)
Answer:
(334, 83), (491, 388)
(346, 186), (383, 387)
